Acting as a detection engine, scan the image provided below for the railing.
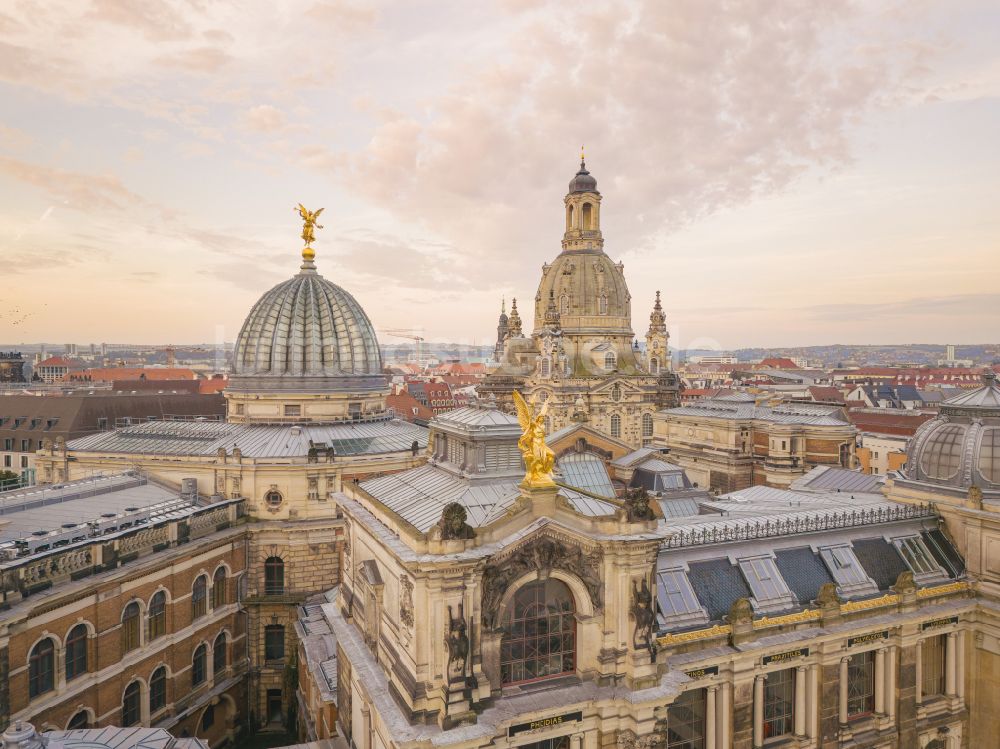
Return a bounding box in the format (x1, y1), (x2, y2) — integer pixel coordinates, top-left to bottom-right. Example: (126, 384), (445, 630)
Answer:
(663, 503), (934, 548)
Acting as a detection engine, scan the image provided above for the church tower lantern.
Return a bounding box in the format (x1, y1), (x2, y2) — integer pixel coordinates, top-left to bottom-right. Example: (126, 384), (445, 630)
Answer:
(562, 149), (604, 252)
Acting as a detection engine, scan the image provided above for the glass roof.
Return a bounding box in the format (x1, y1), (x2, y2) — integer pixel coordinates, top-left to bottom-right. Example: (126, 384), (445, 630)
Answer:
(557, 453), (615, 498)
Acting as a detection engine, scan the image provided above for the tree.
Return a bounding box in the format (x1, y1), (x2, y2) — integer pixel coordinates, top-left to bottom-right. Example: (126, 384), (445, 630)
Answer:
(0, 470), (20, 490)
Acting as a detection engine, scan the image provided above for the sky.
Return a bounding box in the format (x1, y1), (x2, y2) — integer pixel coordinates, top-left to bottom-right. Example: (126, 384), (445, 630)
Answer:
(1, 0), (999, 350)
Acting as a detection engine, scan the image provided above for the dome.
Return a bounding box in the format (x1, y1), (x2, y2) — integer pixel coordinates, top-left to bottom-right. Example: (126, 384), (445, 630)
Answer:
(230, 256), (385, 393)
(569, 160), (598, 193)
(903, 371), (1000, 491)
(534, 249), (632, 336)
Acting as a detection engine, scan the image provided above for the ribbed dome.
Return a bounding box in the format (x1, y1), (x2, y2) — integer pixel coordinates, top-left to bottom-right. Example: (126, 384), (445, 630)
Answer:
(232, 266), (382, 384)
(534, 249), (632, 336)
(904, 372), (1000, 490)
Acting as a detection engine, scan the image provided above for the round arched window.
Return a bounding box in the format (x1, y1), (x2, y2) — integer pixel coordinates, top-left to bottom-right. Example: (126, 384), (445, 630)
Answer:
(265, 490), (283, 508)
(500, 579), (575, 685)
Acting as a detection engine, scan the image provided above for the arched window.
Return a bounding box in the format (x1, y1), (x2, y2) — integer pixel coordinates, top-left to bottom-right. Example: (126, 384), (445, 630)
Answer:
(582, 202), (593, 229)
(566, 204), (574, 230)
(500, 579), (575, 684)
(540, 357), (551, 378)
(67, 710), (90, 730)
(642, 413), (654, 438)
(213, 632), (227, 675)
(150, 666), (167, 713)
(201, 704), (215, 731)
(611, 385), (621, 402)
(264, 557), (284, 596)
(192, 644), (207, 686)
(148, 591), (166, 640)
(192, 575), (207, 619)
(122, 601), (141, 653)
(598, 294), (608, 315)
(611, 414), (621, 438)
(604, 352), (616, 370)
(559, 294), (569, 315)
(29, 638), (55, 698)
(212, 567), (227, 608)
(650, 357), (659, 374)
(122, 681), (141, 727)
(65, 624), (88, 681)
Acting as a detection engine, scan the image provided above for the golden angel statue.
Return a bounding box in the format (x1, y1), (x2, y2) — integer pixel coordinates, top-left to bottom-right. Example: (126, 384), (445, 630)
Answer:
(513, 390), (556, 488)
(296, 204), (324, 248)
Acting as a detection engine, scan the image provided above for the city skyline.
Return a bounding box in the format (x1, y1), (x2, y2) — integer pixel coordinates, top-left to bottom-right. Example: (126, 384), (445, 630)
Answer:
(2, 1), (999, 348)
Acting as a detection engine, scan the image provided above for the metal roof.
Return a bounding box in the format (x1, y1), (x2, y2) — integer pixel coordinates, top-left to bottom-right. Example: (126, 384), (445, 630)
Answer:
(610, 447), (660, 468)
(66, 418), (428, 458)
(661, 397), (849, 426)
(791, 465), (884, 494)
(0, 475), (183, 544)
(556, 453), (616, 498)
(434, 407), (520, 428)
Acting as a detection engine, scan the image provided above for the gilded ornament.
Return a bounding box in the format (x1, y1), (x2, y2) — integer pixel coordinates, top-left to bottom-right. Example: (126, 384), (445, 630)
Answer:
(513, 390), (556, 488)
(657, 624), (731, 647)
(840, 593), (899, 613)
(916, 581), (969, 599)
(295, 203), (325, 262)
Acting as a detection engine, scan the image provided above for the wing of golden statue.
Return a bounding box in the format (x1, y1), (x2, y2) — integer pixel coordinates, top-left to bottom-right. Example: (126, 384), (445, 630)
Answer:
(512, 390), (532, 432)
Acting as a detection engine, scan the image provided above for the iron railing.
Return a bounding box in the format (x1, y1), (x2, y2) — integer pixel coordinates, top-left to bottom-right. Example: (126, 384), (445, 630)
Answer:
(663, 503), (934, 548)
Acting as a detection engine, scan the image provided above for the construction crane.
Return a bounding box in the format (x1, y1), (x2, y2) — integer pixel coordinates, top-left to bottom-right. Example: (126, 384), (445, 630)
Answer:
(379, 329), (426, 367)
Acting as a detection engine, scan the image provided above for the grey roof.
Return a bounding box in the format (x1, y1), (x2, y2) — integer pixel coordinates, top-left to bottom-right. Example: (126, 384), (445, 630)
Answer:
(637, 457), (685, 474)
(791, 465), (884, 494)
(611, 447), (661, 468)
(775, 547), (836, 604)
(433, 407), (519, 428)
(44, 727), (208, 749)
(361, 460), (617, 533)
(661, 397), (850, 426)
(942, 373), (1000, 408)
(66, 418), (427, 458)
(231, 257), (382, 381)
(852, 538), (909, 590)
(656, 496), (702, 518)
(0, 475), (184, 544)
(557, 453), (616, 498)
(687, 559), (752, 621)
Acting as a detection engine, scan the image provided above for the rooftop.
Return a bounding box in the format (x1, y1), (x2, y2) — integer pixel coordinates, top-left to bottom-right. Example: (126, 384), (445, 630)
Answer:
(66, 418), (428, 458)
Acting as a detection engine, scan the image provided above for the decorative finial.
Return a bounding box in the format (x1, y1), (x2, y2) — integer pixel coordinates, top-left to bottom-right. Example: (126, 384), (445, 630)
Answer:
(502, 296), (506, 314)
(296, 204), (324, 269)
(580, 144), (585, 167)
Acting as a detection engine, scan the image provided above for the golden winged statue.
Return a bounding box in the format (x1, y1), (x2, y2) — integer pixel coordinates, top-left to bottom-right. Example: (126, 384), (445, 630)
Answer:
(512, 390), (556, 488)
(296, 204), (324, 248)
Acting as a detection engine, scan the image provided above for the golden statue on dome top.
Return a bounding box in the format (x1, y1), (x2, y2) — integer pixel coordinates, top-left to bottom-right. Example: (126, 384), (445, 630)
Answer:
(513, 390), (556, 488)
(296, 204), (324, 263)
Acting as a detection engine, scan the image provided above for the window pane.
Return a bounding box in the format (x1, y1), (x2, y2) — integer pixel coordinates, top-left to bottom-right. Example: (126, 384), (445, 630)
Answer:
(847, 651), (875, 717)
(763, 669), (794, 738)
(667, 689), (706, 749)
(921, 635), (946, 698)
(500, 579), (575, 685)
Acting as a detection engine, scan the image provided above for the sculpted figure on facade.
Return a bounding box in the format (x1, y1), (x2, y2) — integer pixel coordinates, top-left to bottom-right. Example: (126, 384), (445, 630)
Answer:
(445, 603), (470, 680)
(481, 534), (603, 627)
(631, 576), (655, 650)
(438, 502), (475, 540)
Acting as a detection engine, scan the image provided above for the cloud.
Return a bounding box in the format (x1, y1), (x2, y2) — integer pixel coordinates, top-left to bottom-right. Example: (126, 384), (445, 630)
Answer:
(343, 0), (926, 293)
(85, 0), (194, 42)
(155, 46), (231, 73)
(242, 104), (289, 133)
(0, 156), (143, 211)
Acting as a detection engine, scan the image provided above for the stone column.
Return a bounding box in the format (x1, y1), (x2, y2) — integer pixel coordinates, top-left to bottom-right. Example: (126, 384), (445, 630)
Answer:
(706, 686), (717, 749)
(887, 646), (896, 720)
(946, 632), (957, 696)
(839, 657), (850, 726)
(915, 639), (923, 705)
(753, 675), (765, 748)
(808, 664), (819, 738)
(794, 666), (806, 737)
(875, 648), (886, 714)
(719, 682), (731, 749)
(570, 733), (583, 749)
(957, 631), (965, 700)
